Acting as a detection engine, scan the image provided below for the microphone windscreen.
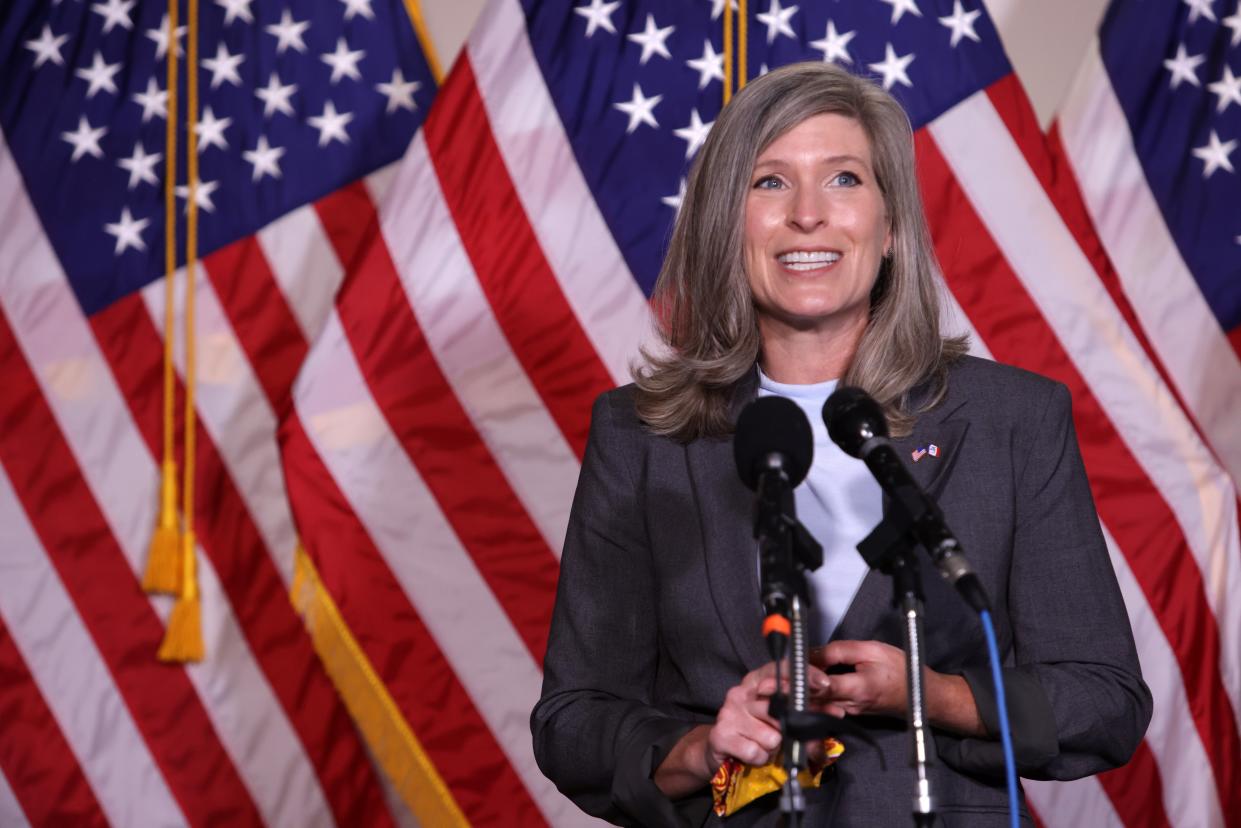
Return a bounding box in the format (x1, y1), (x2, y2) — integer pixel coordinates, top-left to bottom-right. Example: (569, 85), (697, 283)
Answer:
(733, 396), (814, 491)
(822, 386), (889, 458)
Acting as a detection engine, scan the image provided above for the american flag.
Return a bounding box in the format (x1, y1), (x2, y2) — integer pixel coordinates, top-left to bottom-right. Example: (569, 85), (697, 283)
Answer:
(1, 0), (1238, 827)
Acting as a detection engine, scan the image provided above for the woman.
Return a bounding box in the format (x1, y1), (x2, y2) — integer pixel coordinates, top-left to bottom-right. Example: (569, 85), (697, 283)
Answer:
(531, 62), (1150, 826)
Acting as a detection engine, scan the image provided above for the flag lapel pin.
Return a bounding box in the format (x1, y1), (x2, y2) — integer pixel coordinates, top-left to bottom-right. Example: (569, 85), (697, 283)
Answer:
(911, 446), (928, 462)
(928, 444), (940, 458)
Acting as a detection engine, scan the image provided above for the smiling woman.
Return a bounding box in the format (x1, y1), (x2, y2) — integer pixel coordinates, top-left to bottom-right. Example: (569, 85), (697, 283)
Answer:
(531, 61), (1150, 828)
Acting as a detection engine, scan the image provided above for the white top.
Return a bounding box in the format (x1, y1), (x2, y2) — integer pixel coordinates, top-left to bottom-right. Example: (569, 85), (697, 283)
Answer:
(757, 369), (882, 643)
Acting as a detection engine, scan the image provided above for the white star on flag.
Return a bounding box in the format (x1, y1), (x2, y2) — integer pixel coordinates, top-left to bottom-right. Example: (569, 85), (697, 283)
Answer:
(255, 73), (297, 118)
(1225, 5), (1241, 46)
(1208, 66), (1241, 113)
(24, 24), (69, 69)
(939, 0), (982, 47)
(341, 0), (376, 21)
(1183, 0), (1217, 23)
(215, 0), (254, 26)
(575, 0), (621, 37)
(175, 180), (221, 213)
(673, 109), (713, 159)
(662, 178), (687, 211)
(376, 68), (421, 113)
(194, 106), (232, 153)
(61, 116), (107, 162)
(614, 83), (662, 133)
(202, 42), (245, 89)
(810, 20), (856, 64)
(75, 51), (122, 99)
(756, 0), (798, 44)
(687, 39), (725, 89)
(1164, 43), (1206, 89)
(322, 38), (366, 84)
(709, 0), (738, 20)
(243, 136), (286, 181)
(91, 0), (135, 34)
(265, 9), (310, 55)
(146, 13), (186, 59)
(880, 0), (922, 25)
(132, 77), (168, 122)
(869, 43), (915, 90)
(117, 142), (162, 189)
(308, 101), (354, 146)
(1192, 130), (1236, 178)
(103, 207), (149, 254)
(628, 14), (675, 65)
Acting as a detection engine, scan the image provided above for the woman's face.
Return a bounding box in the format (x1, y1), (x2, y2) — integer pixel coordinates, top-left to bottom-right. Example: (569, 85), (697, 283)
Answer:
(743, 113), (891, 340)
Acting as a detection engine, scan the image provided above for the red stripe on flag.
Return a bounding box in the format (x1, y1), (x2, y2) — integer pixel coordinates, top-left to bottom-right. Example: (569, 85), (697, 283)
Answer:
(314, 184), (558, 665)
(915, 131), (1241, 825)
(0, 616), (108, 828)
(1097, 739), (1172, 828)
(423, 56), (615, 460)
(281, 414), (548, 827)
(88, 295), (397, 828)
(0, 307), (264, 827)
(203, 237), (307, 418)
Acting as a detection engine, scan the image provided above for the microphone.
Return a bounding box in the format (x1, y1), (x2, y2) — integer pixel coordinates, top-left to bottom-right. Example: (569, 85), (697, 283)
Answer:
(823, 387), (989, 612)
(734, 396), (817, 659)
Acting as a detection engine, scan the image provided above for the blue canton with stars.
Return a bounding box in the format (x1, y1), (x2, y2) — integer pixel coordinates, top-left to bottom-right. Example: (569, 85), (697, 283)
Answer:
(0, 0), (435, 316)
(1099, 0), (1241, 338)
(520, 0), (1010, 295)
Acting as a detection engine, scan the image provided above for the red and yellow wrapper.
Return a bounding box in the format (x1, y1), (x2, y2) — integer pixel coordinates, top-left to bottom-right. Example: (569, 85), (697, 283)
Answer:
(710, 738), (845, 817)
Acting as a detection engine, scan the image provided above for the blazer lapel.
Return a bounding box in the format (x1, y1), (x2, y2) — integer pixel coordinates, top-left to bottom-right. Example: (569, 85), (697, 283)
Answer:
(831, 400), (970, 643)
(686, 369), (769, 671)
(686, 435), (769, 671)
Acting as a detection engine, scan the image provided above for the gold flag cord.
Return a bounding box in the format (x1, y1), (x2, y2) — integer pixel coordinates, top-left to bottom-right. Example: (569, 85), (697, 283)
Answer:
(156, 0), (204, 663)
(142, 0), (182, 595)
(722, 0), (749, 105)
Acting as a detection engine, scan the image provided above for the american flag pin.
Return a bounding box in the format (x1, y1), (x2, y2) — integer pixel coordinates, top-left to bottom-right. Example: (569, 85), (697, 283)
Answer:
(911, 446), (928, 462)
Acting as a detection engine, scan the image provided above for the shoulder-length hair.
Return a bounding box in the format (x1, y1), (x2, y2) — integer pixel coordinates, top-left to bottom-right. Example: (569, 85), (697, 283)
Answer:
(633, 61), (966, 441)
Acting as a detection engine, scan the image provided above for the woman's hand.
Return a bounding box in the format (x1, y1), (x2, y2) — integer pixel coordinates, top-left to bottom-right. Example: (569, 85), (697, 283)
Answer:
(812, 640), (985, 736)
(653, 660), (836, 798)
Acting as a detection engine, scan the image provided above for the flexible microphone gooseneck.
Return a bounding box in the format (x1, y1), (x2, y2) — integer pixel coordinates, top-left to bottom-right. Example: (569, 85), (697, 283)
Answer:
(733, 396), (815, 660)
(822, 387), (989, 613)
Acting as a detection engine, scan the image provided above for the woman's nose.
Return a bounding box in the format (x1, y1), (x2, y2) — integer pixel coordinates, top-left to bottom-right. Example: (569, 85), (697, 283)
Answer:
(788, 187), (828, 232)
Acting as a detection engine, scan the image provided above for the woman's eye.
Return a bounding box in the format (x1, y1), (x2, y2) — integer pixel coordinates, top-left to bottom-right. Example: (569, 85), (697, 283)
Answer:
(833, 172), (860, 186)
(753, 175), (783, 190)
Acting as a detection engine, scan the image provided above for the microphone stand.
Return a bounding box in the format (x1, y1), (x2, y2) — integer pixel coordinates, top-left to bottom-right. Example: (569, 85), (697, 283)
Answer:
(857, 508), (937, 828)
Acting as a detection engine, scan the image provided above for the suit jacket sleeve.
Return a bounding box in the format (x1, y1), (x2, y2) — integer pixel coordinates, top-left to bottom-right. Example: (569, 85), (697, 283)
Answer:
(936, 381), (1153, 779)
(531, 392), (702, 827)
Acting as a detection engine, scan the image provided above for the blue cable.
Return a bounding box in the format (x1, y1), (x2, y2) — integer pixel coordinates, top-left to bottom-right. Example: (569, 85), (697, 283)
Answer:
(979, 609), (1019, 828)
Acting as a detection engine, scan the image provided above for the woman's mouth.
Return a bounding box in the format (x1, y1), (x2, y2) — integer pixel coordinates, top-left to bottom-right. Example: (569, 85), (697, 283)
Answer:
(777, 250), (842, 272)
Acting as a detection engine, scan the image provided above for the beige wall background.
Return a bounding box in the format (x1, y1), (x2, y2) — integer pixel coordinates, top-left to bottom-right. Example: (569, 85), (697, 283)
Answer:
(417, 0), (1111, 129)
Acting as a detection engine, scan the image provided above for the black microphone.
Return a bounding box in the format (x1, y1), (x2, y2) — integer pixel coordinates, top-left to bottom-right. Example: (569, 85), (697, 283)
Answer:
(823, 387), (989, 612)
(734, 396), (816, 659)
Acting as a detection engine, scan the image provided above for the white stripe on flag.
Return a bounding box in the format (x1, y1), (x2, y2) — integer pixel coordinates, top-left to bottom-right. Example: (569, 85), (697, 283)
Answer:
(0, 768), (30, 828)
(469, 0), (657, 386)
(0, 132), (338, 828)
(928, 93), (1241, 729)
(257, 205), (347, 346)
(293, 310), (605, 828)
(0, 465), (186, 828)
(1024, 777), (1122, 828)
(368, 135), (579, 556)
(1057, 40), (1241, 491)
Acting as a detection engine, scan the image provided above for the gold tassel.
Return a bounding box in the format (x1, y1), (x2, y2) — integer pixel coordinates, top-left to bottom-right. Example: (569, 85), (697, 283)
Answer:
(142, 458), (181, 594)
(158, 529), (204, 663)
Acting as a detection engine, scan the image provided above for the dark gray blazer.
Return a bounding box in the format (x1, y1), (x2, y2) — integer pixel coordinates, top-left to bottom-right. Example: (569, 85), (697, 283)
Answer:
(532, 356), (1151, 827)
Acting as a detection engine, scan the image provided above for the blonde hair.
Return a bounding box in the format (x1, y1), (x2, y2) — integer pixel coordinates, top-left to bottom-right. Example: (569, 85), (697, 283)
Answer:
(633, 61), (965, 440)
